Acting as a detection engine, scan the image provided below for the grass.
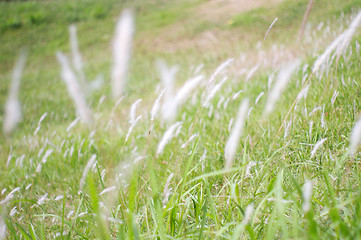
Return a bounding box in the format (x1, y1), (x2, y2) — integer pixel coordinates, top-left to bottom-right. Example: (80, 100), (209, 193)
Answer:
(1, 0), (361, 239)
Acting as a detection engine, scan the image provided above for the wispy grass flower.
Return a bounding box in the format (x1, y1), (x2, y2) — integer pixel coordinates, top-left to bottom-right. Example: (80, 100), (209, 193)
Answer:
(349, 117), (361, 156)
(3, 51), (27, 135)
(311, 138), (327, 158)
(37, 193), (48, 205)
(207, 58), (234, 87)
(69, 25), (86, 91)
(312, 32), (345, 76)
(225, 99), (249, 169)
(335, 10), (361, 58)
(79, 154), (97, 190)
(158, 60), (179, 122)
(302, 180), (313, 212)
(111, 9), (135, 99)
(56, 52), (92, 124)
(264, 60), (300, 116)
(33, 112), (48, 136)
(129, 99), (142, 124)
(151, 89), (165, 122)
(203, 76), (227, 108)
(157, 122), (182, 157)
(162, 173), (174, 208)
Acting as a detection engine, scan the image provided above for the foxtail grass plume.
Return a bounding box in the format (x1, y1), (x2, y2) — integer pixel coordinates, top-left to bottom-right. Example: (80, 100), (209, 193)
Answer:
(349, 117), (361, 157)
(311, 138), (327, 158)
(157, 121), (182, 157)
(162, 173), (174, 208)
(56, 52), (92, 124)
(264, 60), (300, 116)
(225, 98), (249, 169)
(129, 99), (142, 124)
(203, 76), (227, 108)
(151, 89), (165, 121)
(158, 60), (178, 122)
(302, 180), (313, 212)
(79, 154), (97, 190)
(313, 11), (361, 77)
(111, 9), (135, 99)
(69, 25), (86, 91)
(3, 51), (26, 135)
(335, 10), (361, 58)
(207, 58), (234, 88)
(312, 32), (345, 76)
(162, 75), (204, 122)
(242, 204), (254, 225)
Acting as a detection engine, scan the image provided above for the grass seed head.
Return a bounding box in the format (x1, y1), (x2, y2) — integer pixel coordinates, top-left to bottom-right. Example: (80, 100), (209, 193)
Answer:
(112, 8), (135, 99)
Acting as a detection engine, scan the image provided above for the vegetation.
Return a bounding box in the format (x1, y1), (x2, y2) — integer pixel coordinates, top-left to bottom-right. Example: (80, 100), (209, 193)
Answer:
(1, 0), (361, 239)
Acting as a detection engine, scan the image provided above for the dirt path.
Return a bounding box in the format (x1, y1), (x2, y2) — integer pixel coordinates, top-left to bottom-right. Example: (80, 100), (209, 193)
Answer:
(140, 0), (286, 55)
(197, 0), (284, 22)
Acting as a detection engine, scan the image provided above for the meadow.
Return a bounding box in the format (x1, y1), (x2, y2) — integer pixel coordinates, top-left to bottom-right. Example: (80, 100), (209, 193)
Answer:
(1, 0), (361, 239)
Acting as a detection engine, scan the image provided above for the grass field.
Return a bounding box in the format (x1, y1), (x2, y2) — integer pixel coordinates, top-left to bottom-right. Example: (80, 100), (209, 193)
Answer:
(1, 0), (361, 239)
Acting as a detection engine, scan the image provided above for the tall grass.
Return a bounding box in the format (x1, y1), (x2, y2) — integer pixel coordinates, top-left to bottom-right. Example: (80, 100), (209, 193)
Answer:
(2, 1), (361, 239)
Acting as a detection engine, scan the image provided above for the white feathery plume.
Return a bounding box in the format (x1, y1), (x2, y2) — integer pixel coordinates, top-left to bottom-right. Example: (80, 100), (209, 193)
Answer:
(171, 75), (203, 121)
(255, 91), (264, 105)
(151, 89), (165, 121)
(66, 117), (80, 132)
(181, 133), (199, 149)
(207, 58), (234, 86)
(162, 173), (174, 208)
(309, 106), (321, 117)
(296, 84), (310, 101)
(37, 193), (48, 205)
(335, 10), (361, 58)
(36, 149), (54, 173)
(111, 9), (135, 99)
(69, 25), (86, 90)
(245, 63), (260, 82)
(321, 105), (326, 128)
(225, 99), (249, 169)
(157, 60), (178, 89)
(162, 75), (203, 122)
(157, 122), (182, 157)
(0, 187), (20, 205)
(79, 154), (97, 190)
(302, 180), (313, 212)
(203, 76), (228, 108)
(33, 112), (48, 136)
(125, 115), (142, 143)
(312, 32), (345, 76)
(311, 138), (327, 158)
(129, 99), (142, 124)
(264, 60), (300, 116)
(55, 195), (63, 201)
(284, 119), (292, 139)
(232, 90), (243, 100)
(3, 52), (26, 135)
(242, 204), (254, 225)
(158, 60), (178, 122)
(349, 117), (361, 156)
(56, 52), (92, 124)
(331, 91), (339, 105)
(174, 75), (203, 106)
(99, 186), (116, 196)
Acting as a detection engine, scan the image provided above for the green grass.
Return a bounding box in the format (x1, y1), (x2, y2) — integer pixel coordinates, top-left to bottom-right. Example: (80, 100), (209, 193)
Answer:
(1, 0), (361, 239)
